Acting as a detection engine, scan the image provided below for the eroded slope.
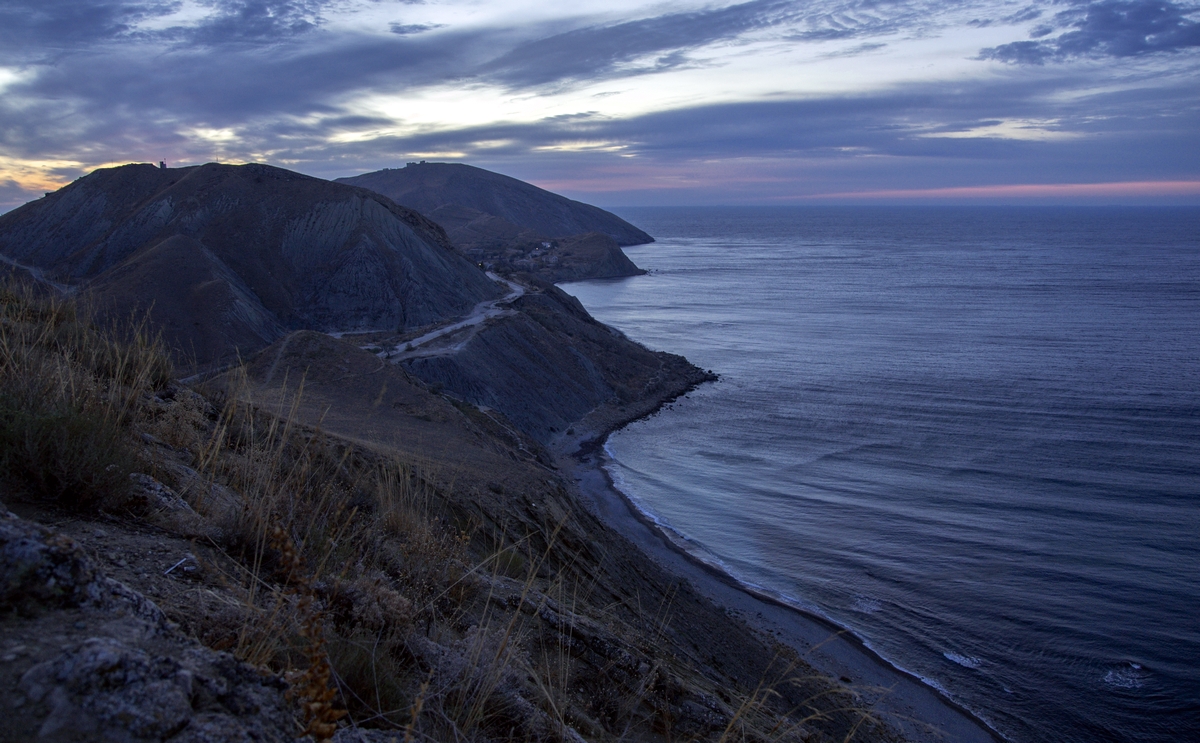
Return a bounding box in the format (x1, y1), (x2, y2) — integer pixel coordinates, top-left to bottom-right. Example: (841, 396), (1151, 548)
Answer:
(0, 163), (501, 369)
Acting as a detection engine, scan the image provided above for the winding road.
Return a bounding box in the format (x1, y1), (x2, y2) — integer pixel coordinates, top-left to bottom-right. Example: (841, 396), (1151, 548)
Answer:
(379, 272), (525, 362)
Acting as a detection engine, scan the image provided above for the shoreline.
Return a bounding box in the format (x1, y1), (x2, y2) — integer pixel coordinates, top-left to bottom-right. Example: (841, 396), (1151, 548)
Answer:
(551, 410), (1005, 743)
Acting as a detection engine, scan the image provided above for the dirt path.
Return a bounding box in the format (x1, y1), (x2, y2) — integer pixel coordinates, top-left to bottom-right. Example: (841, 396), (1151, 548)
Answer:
(0, 253), (73, 293)
(380, 272), (524, 362)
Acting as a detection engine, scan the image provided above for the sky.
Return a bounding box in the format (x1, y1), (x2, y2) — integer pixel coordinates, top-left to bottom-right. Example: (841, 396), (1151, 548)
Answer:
(1, 0), (1199, 210)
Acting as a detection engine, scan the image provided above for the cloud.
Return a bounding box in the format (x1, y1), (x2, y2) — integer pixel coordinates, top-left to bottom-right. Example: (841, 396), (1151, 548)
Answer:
(482, 0), (967, 89)
(783, 5), (919, 41)
(0, 0), (172, 59)
(0, 1), (338, 62)
(981, 0), (1200, 64)
(482, 0), (796, 89)
(819, 41), (888, 58)
(166, 1), (327, 46)
(969, 5), (1045, 28)
(917, 118), (1084, 140)
(389, 22), (442, 36)
(0, 0), (1197, 209)
(288, 69), (1198, 198)
(0, 29), (469, 139)
(811, 180), (1200, 199)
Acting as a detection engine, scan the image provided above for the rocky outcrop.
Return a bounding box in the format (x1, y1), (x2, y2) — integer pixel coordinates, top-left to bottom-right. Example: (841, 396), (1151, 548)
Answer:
(0, 162), (501, 368)
(337, 162), (653, 247)
(0, 511), (295, 742)
(539, 232), (645, 282)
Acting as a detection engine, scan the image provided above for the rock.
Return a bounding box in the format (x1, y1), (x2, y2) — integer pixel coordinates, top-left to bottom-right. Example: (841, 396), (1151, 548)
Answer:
(154, 460), (241, 526)
(1, 508), (165, 623)
(338, 164), (651, 282)
(131, 474), (195, 514)
(402, 279), (710, 443)
(1, 512), (296, 743)
(17, 638), (293, 742)
(331, 729), (403, 742)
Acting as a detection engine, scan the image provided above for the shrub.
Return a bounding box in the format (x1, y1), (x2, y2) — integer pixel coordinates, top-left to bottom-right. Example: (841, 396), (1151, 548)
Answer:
(0, 282), (171, 506)
(0, 392), (135, 505)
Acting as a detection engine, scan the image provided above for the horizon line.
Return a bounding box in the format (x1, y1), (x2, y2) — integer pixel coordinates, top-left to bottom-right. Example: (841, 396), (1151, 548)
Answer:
(797, 180), (1200, 201)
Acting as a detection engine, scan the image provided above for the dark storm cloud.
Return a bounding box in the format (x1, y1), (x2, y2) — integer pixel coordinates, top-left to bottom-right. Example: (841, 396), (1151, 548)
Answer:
(968, 5), (1044, 29)
(482, 0), (795, 88)
(0, 0), (1196, 211)
(0, 0), (336, 61)
(0, 0), (175, 58)
(0, 0), (953, 149)
(483, 1), (957, 88)
(783, 4), (922, 40)
(1, 30), (467, 137)
(1, 0), (804, 156)
(981, 0), (1200, 63)
(0, 179), (38, 208)
(389, 23), (443, 35)
(596, 82), (1189, 163)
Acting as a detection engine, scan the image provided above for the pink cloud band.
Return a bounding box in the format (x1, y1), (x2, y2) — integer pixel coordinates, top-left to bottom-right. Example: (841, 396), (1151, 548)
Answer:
(812, 181), (1200, 200)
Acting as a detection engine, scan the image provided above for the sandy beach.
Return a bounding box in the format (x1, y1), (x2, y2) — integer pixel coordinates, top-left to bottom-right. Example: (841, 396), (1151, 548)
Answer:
(552, 422), (1003, 743)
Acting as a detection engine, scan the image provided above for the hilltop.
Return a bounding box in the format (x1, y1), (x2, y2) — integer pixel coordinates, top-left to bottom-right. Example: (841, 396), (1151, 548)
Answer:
(336, 163), (652, 246)
(0, 162), (702, 442)
(337, 163), (649, 281)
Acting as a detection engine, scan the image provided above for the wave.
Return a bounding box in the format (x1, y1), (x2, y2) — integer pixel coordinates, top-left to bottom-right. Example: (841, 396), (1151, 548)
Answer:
(599, 442), (1007, 740)
(945, 652), (984, 670)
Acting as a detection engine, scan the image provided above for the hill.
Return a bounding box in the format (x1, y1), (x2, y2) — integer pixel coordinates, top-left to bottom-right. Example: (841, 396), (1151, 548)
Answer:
(337, 163), (650, 281)
(0, 162), (500, 368)
(0, 162), (696, 442)
(336, 162), (653, 246)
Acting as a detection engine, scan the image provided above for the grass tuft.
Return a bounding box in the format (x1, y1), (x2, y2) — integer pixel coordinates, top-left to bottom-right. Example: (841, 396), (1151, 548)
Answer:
(0, 282), (172, 506)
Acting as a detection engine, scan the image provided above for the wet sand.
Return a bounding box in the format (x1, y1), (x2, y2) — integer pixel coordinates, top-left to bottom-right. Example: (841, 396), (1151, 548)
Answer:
(552, 424), (1004, 743)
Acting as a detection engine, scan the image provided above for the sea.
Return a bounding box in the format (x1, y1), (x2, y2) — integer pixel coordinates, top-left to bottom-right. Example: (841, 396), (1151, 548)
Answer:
(559, 206), (1200, 743)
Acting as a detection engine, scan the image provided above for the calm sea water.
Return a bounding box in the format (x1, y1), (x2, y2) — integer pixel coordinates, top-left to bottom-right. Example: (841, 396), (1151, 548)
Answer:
(561, 207), (1200, 743)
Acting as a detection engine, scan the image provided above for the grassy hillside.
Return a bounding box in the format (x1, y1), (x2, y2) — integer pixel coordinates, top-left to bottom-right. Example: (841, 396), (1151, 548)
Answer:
(0, 283), (900, 743)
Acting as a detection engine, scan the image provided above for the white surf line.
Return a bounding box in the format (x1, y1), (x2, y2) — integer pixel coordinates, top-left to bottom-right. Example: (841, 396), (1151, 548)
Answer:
(380, 273), (525, 362)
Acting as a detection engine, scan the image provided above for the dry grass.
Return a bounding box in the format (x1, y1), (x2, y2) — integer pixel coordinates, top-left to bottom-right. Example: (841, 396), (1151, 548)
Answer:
(187, 378), (888, 742)
(0, 282), (892, 743)
(0, 282), (171, 506)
